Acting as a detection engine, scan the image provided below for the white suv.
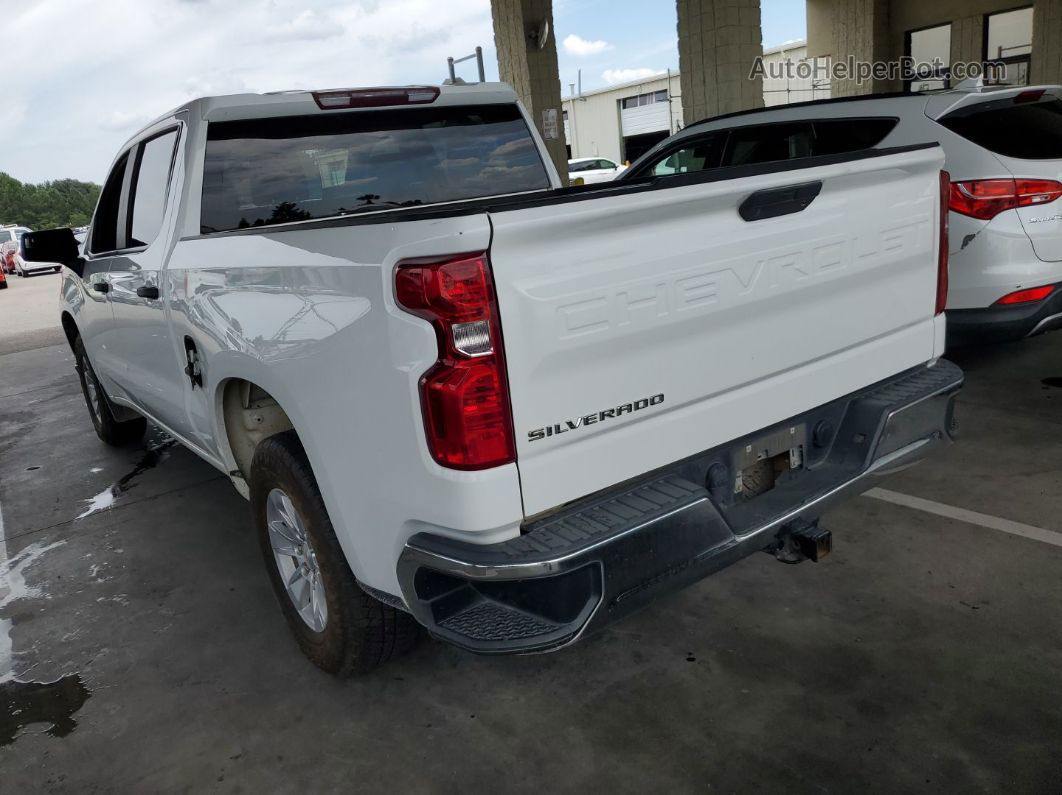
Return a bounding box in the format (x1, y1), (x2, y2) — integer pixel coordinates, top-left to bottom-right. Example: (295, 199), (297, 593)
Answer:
(623, 82), (1062, 345)
(0, 225), (62, 276)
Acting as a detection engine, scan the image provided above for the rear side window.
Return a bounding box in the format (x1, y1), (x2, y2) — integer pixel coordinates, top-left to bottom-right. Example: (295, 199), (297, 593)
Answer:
(128, 129), (179, 247)
(723, 122), (814, 166)
(90, 152), (129, 254)
(810, 118), (897, 155)
(939, 98), (1062, 160)
(201, 104), (551, 233)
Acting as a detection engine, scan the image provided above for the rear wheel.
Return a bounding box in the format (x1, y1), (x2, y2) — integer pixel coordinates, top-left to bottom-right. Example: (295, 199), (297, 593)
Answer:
(73, 337), (147, 445)
(249, 432), (421, 676)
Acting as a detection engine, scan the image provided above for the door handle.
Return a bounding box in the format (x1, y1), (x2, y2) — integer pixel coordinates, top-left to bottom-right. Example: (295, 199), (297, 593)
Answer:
(738, 181), (822, 222)
(92, 282), (110, 293)
(136, 286), (160, 300)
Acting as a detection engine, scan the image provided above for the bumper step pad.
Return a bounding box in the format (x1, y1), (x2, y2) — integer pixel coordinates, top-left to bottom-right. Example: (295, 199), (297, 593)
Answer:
(398, 360), (964, 655)
(399, 475), (730, 654)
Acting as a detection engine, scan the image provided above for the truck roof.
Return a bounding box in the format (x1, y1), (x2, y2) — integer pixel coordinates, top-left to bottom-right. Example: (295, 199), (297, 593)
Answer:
(128, 82), (521, 145)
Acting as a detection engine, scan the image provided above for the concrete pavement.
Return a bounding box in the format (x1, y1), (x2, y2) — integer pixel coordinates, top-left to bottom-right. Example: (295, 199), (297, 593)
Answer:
(0, 290), (1060, 791)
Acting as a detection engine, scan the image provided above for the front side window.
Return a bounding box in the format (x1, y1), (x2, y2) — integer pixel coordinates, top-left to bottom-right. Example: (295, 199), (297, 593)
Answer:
(201, 104), (551, 234)
(90, 152), (129, 254)
(940, 96), (1062, 159)
(642, 133), (725, 177)
(128, 129), (179, 247)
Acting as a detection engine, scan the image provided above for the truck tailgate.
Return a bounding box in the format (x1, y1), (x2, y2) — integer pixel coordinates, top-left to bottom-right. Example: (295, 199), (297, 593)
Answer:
(487, 145), (946, 516)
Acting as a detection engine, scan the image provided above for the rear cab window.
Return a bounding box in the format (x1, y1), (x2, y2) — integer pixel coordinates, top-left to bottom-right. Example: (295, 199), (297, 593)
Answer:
(938, 95), (1062, 159)
(200, 104), (551, 233)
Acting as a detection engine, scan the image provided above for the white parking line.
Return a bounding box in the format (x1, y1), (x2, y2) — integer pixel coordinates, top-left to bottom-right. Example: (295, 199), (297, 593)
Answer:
(864, 487), (1062, 549)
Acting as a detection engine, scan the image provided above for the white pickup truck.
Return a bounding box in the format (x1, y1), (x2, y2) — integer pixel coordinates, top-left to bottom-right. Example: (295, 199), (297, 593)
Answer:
(25, 83), (962, 676)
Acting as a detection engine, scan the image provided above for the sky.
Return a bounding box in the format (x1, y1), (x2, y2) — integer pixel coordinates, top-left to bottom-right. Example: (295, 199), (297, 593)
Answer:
(0, 0), (806, 185)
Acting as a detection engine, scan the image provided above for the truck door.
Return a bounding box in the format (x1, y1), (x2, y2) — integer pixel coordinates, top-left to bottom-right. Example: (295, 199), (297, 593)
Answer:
(77, 150), (133, 391)
(106, 124), (194, 438)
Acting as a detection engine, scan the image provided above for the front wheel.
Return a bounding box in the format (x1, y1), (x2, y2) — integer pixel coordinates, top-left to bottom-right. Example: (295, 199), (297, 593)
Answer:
(73, 337), (147, 445)
(249, 432), (421, 676)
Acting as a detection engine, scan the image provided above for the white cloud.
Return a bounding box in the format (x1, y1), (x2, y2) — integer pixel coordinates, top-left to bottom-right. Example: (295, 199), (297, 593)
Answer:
(263, 9), (343, 42)
(0, 0), (495, 184)
(563, 34), (611, 57)
(602, 68), (665, 85)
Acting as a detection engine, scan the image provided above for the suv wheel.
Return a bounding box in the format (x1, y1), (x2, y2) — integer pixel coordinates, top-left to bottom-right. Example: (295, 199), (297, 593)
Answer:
(249, 431), (421, 676)
(73, 337), (147, 445)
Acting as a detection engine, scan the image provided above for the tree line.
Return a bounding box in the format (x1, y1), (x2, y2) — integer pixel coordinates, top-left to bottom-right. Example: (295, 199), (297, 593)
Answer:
(0, 172), (101, 230)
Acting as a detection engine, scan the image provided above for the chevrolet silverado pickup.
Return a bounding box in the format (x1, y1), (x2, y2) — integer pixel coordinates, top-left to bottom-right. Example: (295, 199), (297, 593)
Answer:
(24, 82), (963, 676)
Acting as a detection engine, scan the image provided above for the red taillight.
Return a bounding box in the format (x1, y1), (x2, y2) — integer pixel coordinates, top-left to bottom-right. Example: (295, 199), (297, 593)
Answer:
(395, 253), (515, 470)
(995, 285), (1055, 305)
(938, 170), (950, 315)
(312, 86), (439, 109)
(949, 178), (1062, 220)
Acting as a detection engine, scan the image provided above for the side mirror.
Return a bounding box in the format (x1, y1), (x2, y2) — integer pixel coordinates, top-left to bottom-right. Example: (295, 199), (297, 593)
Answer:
(22, 228), (84, 277)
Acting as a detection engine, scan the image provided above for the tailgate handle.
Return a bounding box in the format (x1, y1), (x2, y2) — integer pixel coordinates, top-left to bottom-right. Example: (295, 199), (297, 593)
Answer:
(739, 181), (822, 222)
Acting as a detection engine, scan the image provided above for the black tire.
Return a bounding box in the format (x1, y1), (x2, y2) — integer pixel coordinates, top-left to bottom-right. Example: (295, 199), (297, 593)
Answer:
(73, 336), (147, 445)
(249, 431), (421, 676)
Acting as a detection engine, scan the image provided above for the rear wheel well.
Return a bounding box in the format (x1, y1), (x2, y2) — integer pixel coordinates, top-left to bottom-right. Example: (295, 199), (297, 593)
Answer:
(222, 379), (296, 482)
(61, 312), (79, 350)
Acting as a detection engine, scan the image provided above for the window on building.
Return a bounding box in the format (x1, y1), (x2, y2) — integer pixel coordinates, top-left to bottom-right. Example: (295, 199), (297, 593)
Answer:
(621, 90), (668, 110)
(985, 6), (1033, 86)
(907, 23), (952, 91)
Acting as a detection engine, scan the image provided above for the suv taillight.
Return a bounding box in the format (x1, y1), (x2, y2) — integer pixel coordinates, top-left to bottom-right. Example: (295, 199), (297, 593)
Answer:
(938, 170), (950, 315)
(394, 253), (516, 470)
(949, 178), (1062, 220)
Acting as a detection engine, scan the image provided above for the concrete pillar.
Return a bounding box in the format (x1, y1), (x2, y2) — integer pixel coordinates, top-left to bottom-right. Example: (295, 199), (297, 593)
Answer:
(951, 15), (984, 68)
(830, 0), (891, 96)
(491, 0), (568, 182)
(676, 0), (764, 124)
(1031, 0), (1062, 85)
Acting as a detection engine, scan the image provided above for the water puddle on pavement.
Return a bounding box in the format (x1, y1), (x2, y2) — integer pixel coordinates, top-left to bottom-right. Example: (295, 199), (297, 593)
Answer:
(0, 675), (91, 746)
(1042, 377), (1062, 388)
(77, 437), (177, 519)
(0, 537), (90, 746)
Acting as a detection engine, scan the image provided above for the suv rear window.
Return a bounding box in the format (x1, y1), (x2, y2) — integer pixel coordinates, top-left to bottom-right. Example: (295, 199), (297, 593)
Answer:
(939, 97), (1062, 160)
(201, 104), (551, 233)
